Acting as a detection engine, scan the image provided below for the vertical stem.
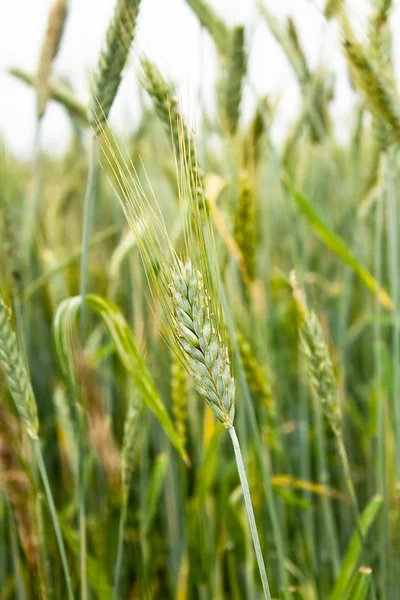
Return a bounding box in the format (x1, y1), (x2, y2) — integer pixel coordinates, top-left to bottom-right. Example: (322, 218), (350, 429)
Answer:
(313, 395), (340, 576)
(228, 424), (272, 600)
(78, 134), (99, 599)
(219, 279), (289, 596)
(33, 440), (74, 600)
(113, 499), (127, 599)
(80, 135), (99, 337)
(374, 183), (389, 599)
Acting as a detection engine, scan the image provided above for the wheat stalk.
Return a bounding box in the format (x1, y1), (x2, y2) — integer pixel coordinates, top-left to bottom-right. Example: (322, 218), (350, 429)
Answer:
(113, 391), (142, 598)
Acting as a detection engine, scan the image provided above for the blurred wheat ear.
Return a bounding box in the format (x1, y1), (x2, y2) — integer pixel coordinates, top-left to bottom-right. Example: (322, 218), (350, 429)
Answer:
(89, 0), (141, 134)
(36, 0), (68, 120)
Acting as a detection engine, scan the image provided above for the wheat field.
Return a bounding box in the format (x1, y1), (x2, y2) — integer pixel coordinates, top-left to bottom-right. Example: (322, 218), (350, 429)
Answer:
(1, 0), (400, 598)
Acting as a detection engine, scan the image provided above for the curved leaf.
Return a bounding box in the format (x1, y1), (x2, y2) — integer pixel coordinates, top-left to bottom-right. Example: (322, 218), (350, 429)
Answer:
(53, 294), (188, 463)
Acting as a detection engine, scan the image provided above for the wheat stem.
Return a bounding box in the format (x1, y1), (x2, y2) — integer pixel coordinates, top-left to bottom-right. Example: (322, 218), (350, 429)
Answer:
(33, 440), (73, 600)
(228, 425), (271, 600)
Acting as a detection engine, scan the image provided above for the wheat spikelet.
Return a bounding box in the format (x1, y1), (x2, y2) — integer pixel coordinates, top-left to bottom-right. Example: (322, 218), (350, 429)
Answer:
(36, 0), (68, 120)
(185, 0), (230, 58)
(140, 58), (204, 198)
(0, 405), (39, 572)
(0, 296), (38, 439)
(121, 392), (141, 502)
(343, 39), (400, 142)
(171, 353), (188, 449)
(224, 26), (247, 135)
(234, 173), (257, 281)
(290, 272), (341, 436)
(89, 0), (141, 134)
(168, 259), (235, 426)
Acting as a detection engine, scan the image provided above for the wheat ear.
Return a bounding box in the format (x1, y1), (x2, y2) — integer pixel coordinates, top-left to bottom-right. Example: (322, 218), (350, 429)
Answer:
(168, 259), (271, 598)
(169, 259), (235, 426)
(224, 26), (246, 135)
(140, 58), (204, 197)
(290, 272), (365, 549)
(36, 0), (68, 120)
(89, 0), (141, 134)
(0, 296), (38, 439)
(0, 294), (73, 598)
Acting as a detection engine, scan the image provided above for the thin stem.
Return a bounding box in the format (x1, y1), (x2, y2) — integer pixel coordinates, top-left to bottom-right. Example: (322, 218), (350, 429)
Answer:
(33, 440), (74, 600)
(228, 424), (272, 600)
(113, 499), (128, 598)
(79, 135), (99, 338)
(218, 275), (289, 596)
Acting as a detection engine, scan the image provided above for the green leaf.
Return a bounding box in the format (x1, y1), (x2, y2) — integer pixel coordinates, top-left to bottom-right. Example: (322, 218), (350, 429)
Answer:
(343, 567), (373, 600)
(284, 176), (393, 311)
(53, 294), (188, 463)
(329, 495), (382, 600)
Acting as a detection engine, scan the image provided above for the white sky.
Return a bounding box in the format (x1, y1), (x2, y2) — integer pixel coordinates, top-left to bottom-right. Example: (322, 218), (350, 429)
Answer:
(0, 0), (399, 158)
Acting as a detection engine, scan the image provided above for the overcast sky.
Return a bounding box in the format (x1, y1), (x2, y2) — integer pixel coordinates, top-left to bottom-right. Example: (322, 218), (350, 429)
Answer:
(1, 0), (399, 158)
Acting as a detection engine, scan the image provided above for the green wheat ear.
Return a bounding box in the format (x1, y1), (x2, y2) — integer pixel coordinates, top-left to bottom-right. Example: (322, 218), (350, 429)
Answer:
(0, 295), (38, 440)
(169, 259), (235, 427)
(290, 272), (341, 436)
(36, 0), (68, 120)
(224, 25), (247, 135)
(89, 0), (141, 134)
(171, 354), (188, 449)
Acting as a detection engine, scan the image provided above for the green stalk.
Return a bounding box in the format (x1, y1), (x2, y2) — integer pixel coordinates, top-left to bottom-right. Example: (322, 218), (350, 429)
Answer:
(113, 500), (127, 598)
(228, 425), (271, 600)
(33, 440), (74, 600)
(374, 185), (389, 598)
(313, 395), (340, 577)
(219, 281), (289, 597)
(385, 149), (400, 481)
(79, 135), (99, 337)
(78, 134), (99, 600)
